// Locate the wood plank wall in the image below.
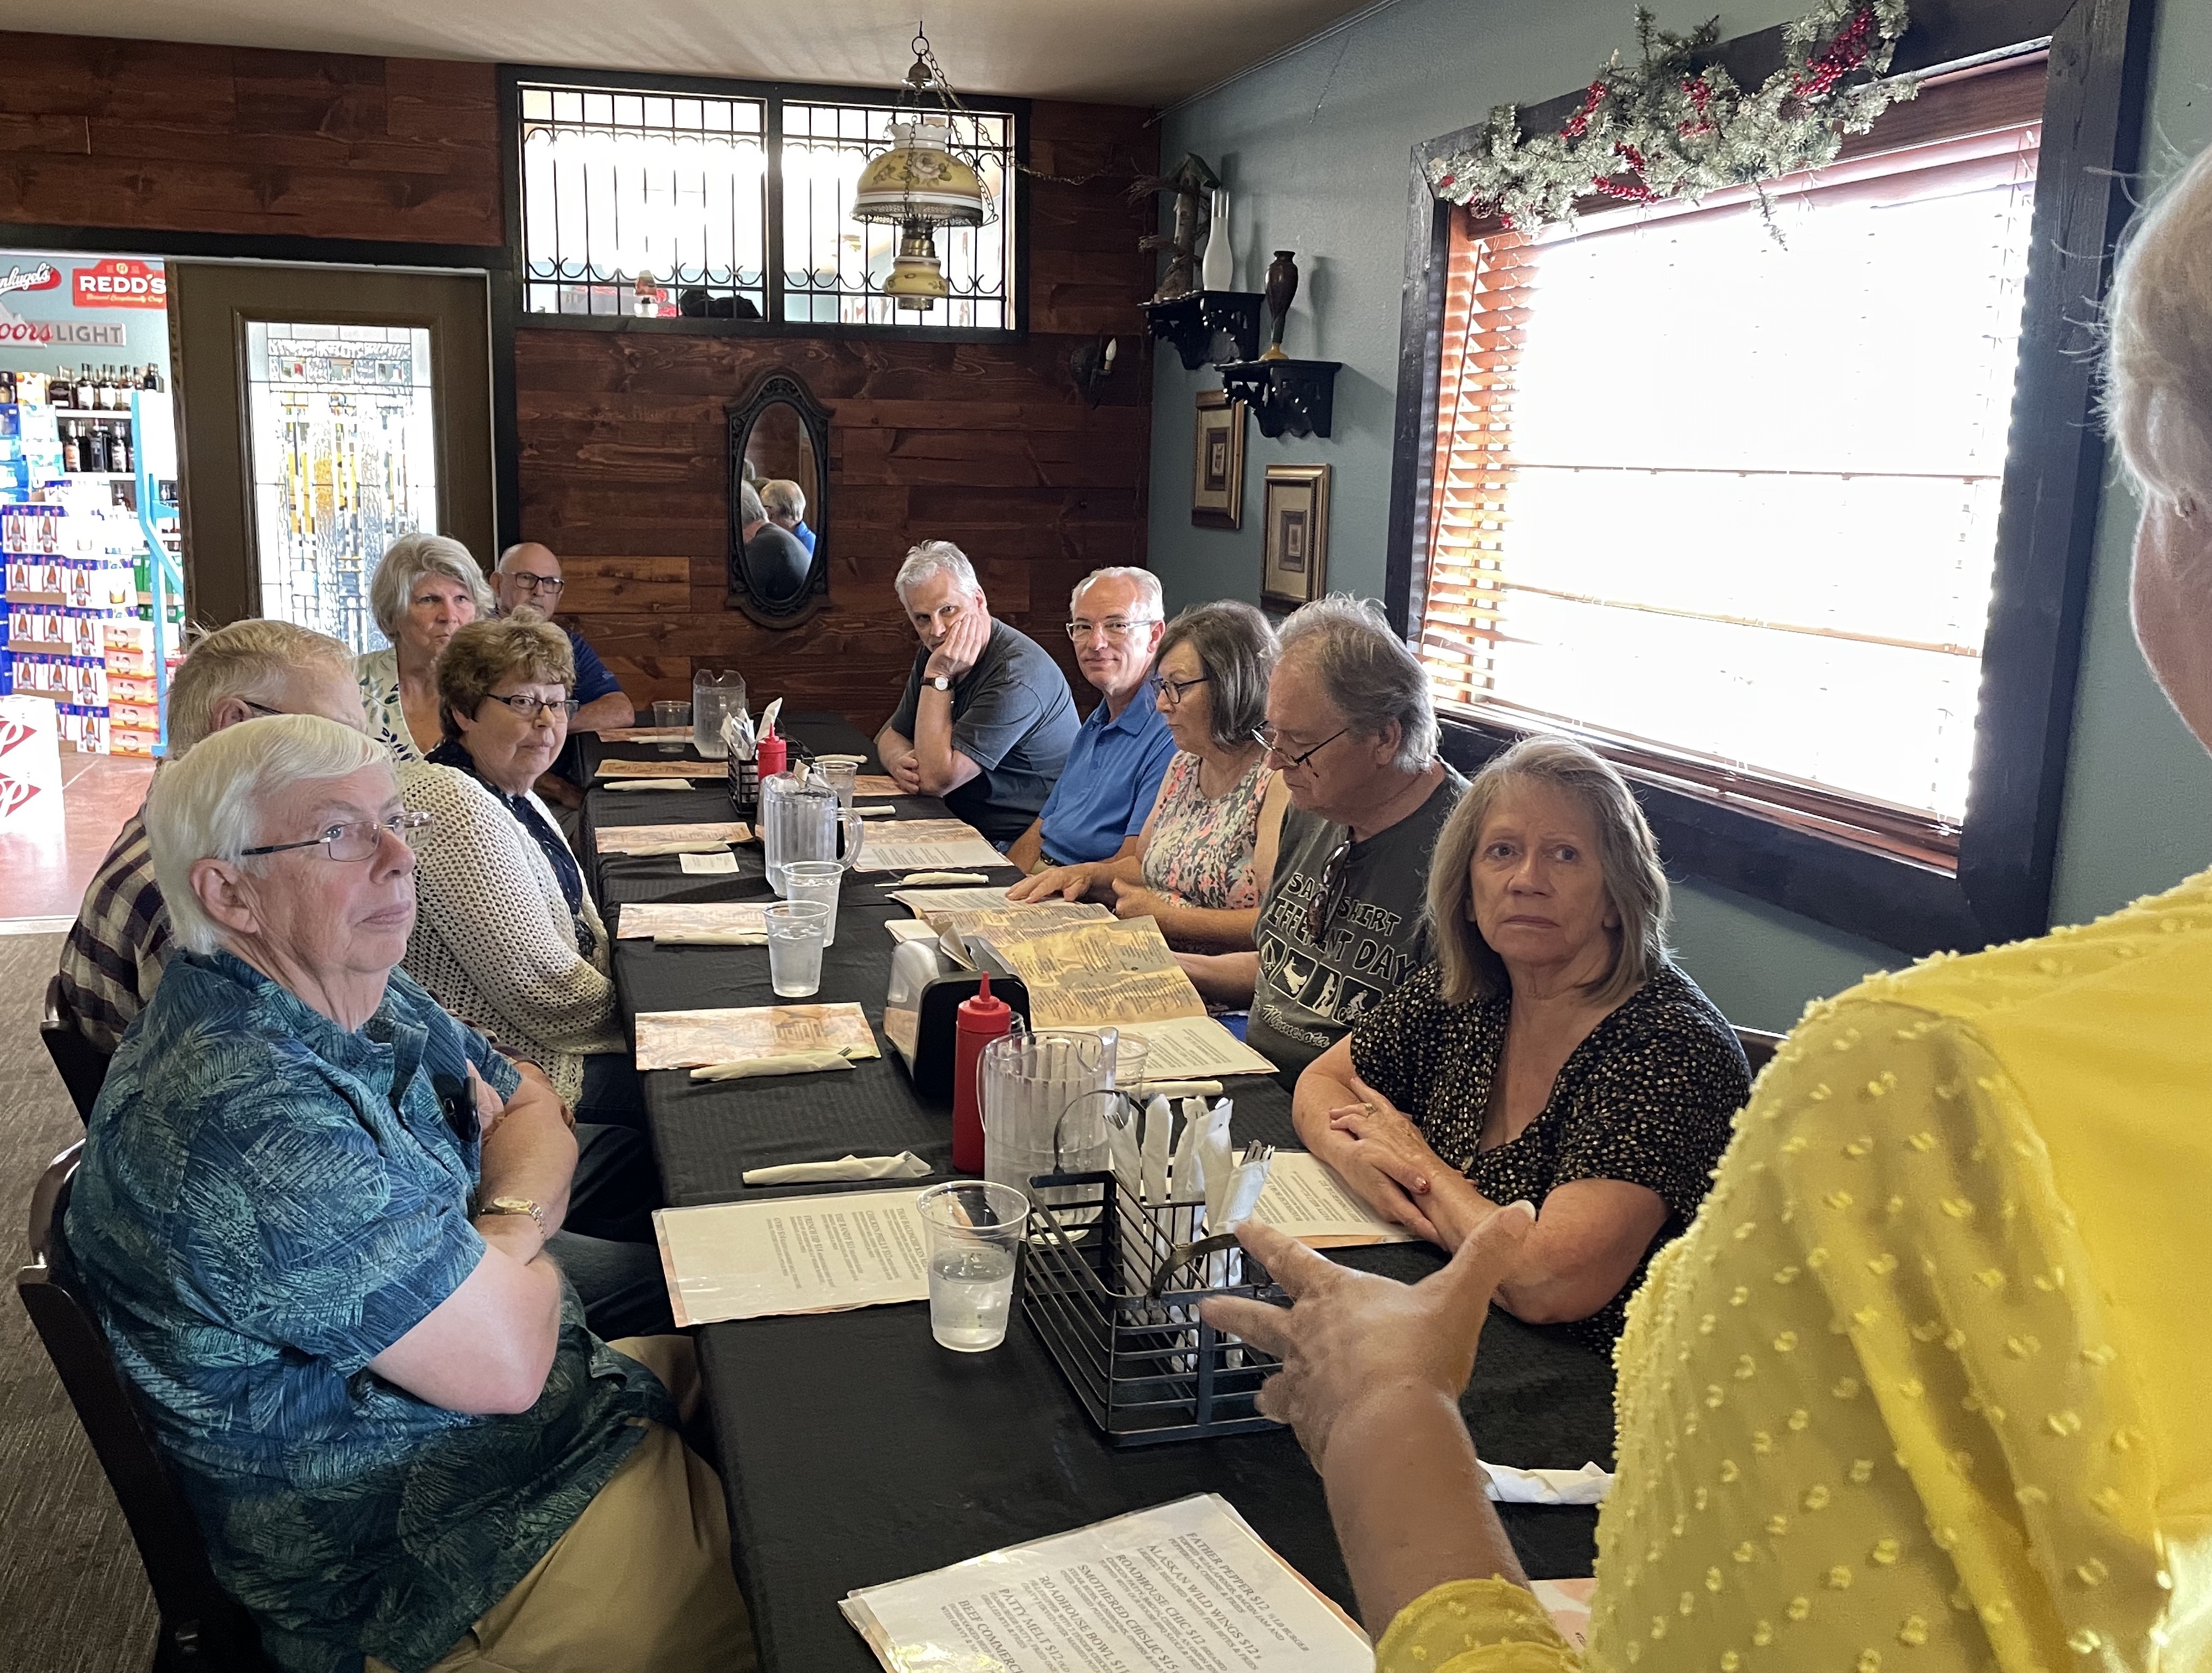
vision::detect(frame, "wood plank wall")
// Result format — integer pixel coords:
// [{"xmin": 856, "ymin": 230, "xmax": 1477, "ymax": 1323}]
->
[
  {"xmin": 0, "ymin": 32, "xmax": 503, "ymax": 245},
  {"xmin": 519, "ymin": 100, "xmax": 1158, "ymax": 730},
  {"xmin": 0, "ymin": 35, "xmax": 1159, "ymax": 732}
]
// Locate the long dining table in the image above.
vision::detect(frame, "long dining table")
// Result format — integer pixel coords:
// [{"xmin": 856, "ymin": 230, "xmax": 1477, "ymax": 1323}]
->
[{"xmin": 578, "ymin": 716, "xmax": 1618, "ymax": 1670}]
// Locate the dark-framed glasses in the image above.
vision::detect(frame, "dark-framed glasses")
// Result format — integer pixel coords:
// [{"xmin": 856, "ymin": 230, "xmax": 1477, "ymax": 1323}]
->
[
  {"xmin": 484, "ymin": 693, "xmax": 580, "ymax": 720},
  {"xmin": 1148, "ymin": 672, "xmax": 1210, "ymax": 707},
  {"xmin": 243, "ymin": 810, "xmax": 432, "ymax": 863},
  {"xmin": 1065, "ymin": 616, "xmax": 1159, "ymax": 644},
  {"xmin": 1304, "ymin": 837, "xmax": 1353, "ymax": 945},
  {"xmin": 510, "ymin": 572, "xmax": 565, "ymax": 595},
  {"xmin": 1251, "ymin": 725, "xmax": 1348, "ymax": 771}
]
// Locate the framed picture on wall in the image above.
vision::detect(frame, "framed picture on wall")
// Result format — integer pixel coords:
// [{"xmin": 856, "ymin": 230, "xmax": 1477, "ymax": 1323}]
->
[
  {"xmin": 1260, "ymin": 464, "xmax": 1330, "ymax": 609},
  {"xmin": 1191, "ymin": 388, "xmax": 1246, "ymax": 528}
]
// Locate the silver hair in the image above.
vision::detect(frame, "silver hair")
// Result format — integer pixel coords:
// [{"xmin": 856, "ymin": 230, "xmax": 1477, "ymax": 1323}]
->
[
  {"xmin": 368, "ymin": 532, "xmax": 492, "ymax": 640},
  {"xmin": 1069, "ymin": 566, "xmax": 1163, "ymax": 620},
  {"xmin": 895, "ymin": 540, "xmax": 981, "ymax": 602},
  {"xmin": 760, "ymin": 479, "xmax": 806, "ymax": 521},
  {"xmin": 147, "ymin": 714, "xmax": 386, "ymax": 957},
  {"xmin": 1277, "ymin": 594, "xmax": 1439, "ymax": 771},
  {"xmin": 739, "ymin": 481, "xmax": 767, "ymax": 526},
  {"xmin": 2107, "ymin": 141, "xmax": 2212, "ymax": 511},
  {"xmin": 165, "ymin": 618, "xmax": 355, "ymax": 758}
]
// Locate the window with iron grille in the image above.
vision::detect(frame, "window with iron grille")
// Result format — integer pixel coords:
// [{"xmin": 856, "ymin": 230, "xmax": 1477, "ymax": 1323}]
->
[
  {"xmin": 1415, "ymin": 60, "xmax": 2044, "ymax": 867},
  {"xmin": 515, "ymin": 77, "xmax": 1017, "ymax": 331}
]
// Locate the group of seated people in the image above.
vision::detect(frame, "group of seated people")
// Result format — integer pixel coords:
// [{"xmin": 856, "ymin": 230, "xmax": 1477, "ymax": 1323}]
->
[{"xmin": 41, "ymin": 141, "xmax": 2212, "ymax": 1673}]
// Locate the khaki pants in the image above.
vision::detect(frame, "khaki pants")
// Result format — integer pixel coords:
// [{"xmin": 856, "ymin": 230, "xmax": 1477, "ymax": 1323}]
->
[{"xmin": 370, "ymin": 1337, "xmax": 757, "ymax": 1673}]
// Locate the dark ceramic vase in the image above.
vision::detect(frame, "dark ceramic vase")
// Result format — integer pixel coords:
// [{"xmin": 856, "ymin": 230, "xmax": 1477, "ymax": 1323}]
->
[{"xmin": 1262, "ymin": 250, "xmax": 1299, "ymax": 358}]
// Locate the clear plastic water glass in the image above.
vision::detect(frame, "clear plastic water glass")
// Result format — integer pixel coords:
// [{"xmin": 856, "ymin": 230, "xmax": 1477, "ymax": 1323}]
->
[
  {"xmin": 916, "ymin": 1181, "xmax": 1028, "ymax": 1352},
  {"xmin": 1108, "ymin": 1033, "xmax": 1151, "ymax": 1092},
  {"xmin": 781, "ymin": 859, "xmax": 844, "ymax": 947},
  {"xmin": 818, "ymin": 760, "xmax": 859, "ymax": 809},
  {"xmin": 763, "ymin": 900, "xmax": 830, "ymax": 997},
  {"xmin": 651, "ymin": 699, "xmax": 690, "ymax": 752}
]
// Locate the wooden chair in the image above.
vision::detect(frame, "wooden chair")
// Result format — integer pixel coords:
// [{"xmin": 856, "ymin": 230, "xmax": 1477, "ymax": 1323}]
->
[
  {"xmin": 15, "ymin": 1144, "xmax": 274, "ymax": 1671},
  {"xmin": 40, "ymin": 975, "xmax": 111, "ymax": 1125},
  {"xmin": 1734, "ymin": 1025, "xmax": 1787, "ymax": 1080}
]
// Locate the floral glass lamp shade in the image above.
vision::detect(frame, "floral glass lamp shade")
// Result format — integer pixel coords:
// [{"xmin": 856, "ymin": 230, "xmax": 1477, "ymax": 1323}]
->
[{"xmin": 848, "ymin": 33, "xmax": 994, "ymax": 312}]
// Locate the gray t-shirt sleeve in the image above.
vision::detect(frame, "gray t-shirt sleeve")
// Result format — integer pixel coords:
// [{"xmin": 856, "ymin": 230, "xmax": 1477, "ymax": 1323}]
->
[{"xmin": 951, "ymin": 658, "xmax": 1053, "ymax": 771}]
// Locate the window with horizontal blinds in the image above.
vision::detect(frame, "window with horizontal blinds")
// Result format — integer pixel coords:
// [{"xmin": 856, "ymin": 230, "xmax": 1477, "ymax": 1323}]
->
[{"xmin": 1416, "ymin": 61, "xmax": 2045, "ymax": 861}]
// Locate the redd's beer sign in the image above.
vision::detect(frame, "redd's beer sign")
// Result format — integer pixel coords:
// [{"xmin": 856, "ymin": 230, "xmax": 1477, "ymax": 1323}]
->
[{"xmin": 72, "ymin": 258, "xmax": 167, "ymax": 308}]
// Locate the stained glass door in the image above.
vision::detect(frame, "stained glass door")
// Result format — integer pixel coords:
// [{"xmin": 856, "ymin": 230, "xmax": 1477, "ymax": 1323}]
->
[{"xmin": 244, "ymin": 323, "xmax": 438, "ymax": 653}]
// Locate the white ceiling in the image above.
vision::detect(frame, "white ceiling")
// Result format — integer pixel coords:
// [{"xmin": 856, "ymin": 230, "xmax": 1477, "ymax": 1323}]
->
[{"xmin": 0, "ymin": 0, "xmax": 1374, "ymax": 106}]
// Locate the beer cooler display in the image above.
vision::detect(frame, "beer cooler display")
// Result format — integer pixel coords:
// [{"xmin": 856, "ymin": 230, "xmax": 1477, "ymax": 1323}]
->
[
  {"xmin": 245, "ymin": 321, "xmax": 438, "ymax": 655},
  {"xmin": 0, "ymin": 250, "xmax": 183, "ymax": 755}
]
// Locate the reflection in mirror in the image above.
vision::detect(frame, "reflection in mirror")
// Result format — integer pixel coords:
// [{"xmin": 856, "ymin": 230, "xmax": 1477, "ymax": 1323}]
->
[{"xmin": 727, "ymin": 372, "xmax": 832, "ymax": 628}]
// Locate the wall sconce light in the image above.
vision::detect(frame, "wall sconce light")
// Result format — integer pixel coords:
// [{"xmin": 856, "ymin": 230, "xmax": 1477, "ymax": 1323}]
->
[{"xmin": 1071, "ymin": 335, "xmax": 1118, "ymax": 407}]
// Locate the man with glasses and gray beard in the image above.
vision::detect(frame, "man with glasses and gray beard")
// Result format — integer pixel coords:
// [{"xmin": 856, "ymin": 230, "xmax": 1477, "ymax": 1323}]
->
[{"xmin": 1179, "ymin": 596, "xmax": 1466, "ymax": 1075}]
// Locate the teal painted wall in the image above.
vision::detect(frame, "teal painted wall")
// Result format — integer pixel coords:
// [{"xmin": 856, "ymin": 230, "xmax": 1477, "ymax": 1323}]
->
[{"xmin": 1145, "ymin": 0, "xmax": 2212, "ymax": 1030}]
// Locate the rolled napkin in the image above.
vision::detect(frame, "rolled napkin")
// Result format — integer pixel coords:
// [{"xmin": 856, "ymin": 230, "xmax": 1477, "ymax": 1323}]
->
[
  {"xmin": 655, "ymin": 930, "xmax": 768, "ymax": 946},
  {"xmin": 1482, "ymin": 1462, "xmax": 1614, "ymax": 1505},
  {"xmin": 688, "ymin": 1048, "xmax": 859, "ymax": 1080},
  {"xmin": 604, "ymin": 780, "xmax": 693, "ymax": 793},
  {"xmin": 877, "ymin": 871, "xmax": 992, "ymax": 886},
  {"xmin": 1139, "ymin": 1093, "xmax": 1173, "ymax": 1205},
  {"xmin": 854, "ymin": 804, "xmax": 900, "ymax": 817},
  {"xmin": 1132, "ymin": 1079, "xmax": 1222, "ymax": 1100},
  {"xmin": 741, "ymin": 1151, "xmax": 932, "ymax": 1187}
]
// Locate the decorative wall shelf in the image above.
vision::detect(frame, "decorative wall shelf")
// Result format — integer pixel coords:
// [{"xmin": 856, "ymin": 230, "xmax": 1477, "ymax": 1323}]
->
[
  {"xmin": 1218, "ymin": 358, "xmax": 1342, "ymax": 440},
  {"xmin": 1139, "ymin": 290, "xmax": 1264, "ymax": 370}
]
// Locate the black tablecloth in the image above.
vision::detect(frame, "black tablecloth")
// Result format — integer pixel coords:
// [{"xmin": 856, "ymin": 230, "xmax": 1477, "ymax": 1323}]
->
[{"xmin": 579, "ymin": 720, "xmax": 1616, "ymax": 1670}]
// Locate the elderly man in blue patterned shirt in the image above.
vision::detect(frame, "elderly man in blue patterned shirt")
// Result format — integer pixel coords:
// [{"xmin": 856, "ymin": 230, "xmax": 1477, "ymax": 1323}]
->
[{"xmin": 62, "ymin": 715, "xmax": 752, "ymax": 1673}]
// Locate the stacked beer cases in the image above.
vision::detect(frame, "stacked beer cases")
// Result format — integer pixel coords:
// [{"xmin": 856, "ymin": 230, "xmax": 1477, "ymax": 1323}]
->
[{"xmin": 1, "ymin": 376, "xmax": 179, "ymax": 755}]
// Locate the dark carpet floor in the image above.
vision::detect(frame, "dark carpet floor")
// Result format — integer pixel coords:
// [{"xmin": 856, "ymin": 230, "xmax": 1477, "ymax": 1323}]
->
[{"xmin": 0, "ymin": 931, "xmax": 159, "ymax": 1670}]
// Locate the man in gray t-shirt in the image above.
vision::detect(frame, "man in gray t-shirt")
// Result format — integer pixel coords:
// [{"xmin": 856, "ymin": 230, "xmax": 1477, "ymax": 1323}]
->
[
  {"xmin": 1178, "ymin": 596, "xmax": 1466, "ymax": 1076},
  {"xmin": 875, "ymin": 541, "xmax": 1078, "ymax": 845}
]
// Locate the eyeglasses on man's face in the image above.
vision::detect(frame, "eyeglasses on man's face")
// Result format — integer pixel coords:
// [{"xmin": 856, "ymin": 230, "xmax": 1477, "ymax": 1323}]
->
[
  {"xmin": 509, "ymin": 571, "xmax": 565, "ymax": 595},
  {"xmin": 1148, "ymin": 672, "xmax": 1210, "ymax": 707},
  {"xmin": 483, "ymin": 693, "xmax": 579, "ymax": 721},
  {"xmin": 1065, "ymin": 617, "xmax": 1159, "ymax": 645},
  {"xmin": 243, "ymin": 810, "xmax": 432, "ymax": 864},
  {"xmin": 1252, "ymin": 725, "xmax": 1349, "ymax": 772}
]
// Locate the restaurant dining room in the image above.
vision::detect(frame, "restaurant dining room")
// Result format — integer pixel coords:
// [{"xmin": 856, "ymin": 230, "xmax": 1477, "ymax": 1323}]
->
[{"xmin": 2, "ymin": 0, "xmax": 2210, "ymax": 1667}]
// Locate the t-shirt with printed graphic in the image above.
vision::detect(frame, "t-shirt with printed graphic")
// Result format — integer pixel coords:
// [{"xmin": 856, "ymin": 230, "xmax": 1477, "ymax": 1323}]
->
[{"xmin": 1245, "ymin": 767, "xmax": 1467, "ymax": 1076}]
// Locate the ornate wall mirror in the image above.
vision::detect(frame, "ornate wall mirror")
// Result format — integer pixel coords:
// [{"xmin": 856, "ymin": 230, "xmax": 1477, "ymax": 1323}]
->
[{"xmin": 727, "ymin": 371, "xmax": 831, "ymax": 627}]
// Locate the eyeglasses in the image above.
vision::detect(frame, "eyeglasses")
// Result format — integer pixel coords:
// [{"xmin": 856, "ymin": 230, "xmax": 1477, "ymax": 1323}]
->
[
  {"xmin": 1148, "ymin": 672, "xmax": 1210, "ymax": 708},
  {"xmin": 483, "ymin": 693, "xmax": 580, "ymax": 720},
  {"xmin": 243, "ymin": 810, "xmax": 432, "ymax": 863},
  {"xmin": 508, "ymin": 572, "xmax": 565, "ymax": 594},
  {"xmin": 1065, "ymin": 617, "xmax": 1160, "ymax": 644},
  {"xmin": 1304, "ymin": 837, "xmax": 1353, "ymax": 945},
  {"xmin": 240, "ymin": 700, "xmax": 287, "ymax": 719},
  {"xmin": 1252, "ymin": 725, "xmax": 1349, "ymax": 771}
]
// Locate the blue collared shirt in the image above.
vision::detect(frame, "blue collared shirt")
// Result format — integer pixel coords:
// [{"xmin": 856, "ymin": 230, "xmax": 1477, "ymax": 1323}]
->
[
  {"xmin": 1037, "ymin": 692, "xmax": 1179, "ymax": 864},
  {"xmin": 64, "ymin": 952, "xmax": 672, "ymax": 1673}
]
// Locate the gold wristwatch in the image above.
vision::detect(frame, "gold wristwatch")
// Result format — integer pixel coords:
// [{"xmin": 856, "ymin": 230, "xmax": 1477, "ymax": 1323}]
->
[{"xmin": 478, "ymin": 1196, "xmax": 547, "ymax": 1238}]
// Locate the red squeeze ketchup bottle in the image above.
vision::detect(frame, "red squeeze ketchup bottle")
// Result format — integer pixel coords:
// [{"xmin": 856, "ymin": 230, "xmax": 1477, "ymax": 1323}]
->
[
  {"xmin": 754, "ymin": 719, "xmax": 787, "ymax": 781},
  {"xmin": 952, "ymin": 973, "xmax": 1012, "ymax": 1174}
]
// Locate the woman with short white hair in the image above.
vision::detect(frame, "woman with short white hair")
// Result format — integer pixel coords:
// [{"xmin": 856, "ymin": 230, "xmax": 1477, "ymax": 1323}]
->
[{"xmin": 357, "ymin": 532, "xmax": 495, "ymax": 762}]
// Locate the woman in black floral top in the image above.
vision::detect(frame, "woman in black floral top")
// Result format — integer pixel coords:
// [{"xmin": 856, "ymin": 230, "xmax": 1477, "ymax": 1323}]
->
[{"xmin": 1291, "ymin": 736, "xmax": 1748, "ymax": 1351}]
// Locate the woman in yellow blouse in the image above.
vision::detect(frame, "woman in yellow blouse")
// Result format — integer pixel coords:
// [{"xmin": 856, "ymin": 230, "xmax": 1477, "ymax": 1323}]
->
[{"xmin": 1203, "ymin": 141, "xmax": 2212, "ymax": 1673}]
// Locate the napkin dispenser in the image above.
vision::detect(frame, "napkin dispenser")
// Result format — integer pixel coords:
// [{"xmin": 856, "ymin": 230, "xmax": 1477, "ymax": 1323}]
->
[{"xmin": 883, "ymin": 938, "xmax": 1030, "ymax": 1103}]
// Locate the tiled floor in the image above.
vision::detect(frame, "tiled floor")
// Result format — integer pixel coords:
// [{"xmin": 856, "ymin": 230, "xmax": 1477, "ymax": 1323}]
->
[{"xmin": 0, "ymin": 748, "xmax": 154, "ymax": 932}]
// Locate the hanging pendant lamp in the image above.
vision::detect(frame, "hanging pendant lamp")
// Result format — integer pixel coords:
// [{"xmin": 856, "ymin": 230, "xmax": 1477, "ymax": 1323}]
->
[{"xmin": 849, "ymin": 28, "xmax": 994, "ymax": 312}]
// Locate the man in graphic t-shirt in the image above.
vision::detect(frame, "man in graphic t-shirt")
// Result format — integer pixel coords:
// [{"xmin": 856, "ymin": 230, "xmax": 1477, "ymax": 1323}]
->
[{"xmin": 1179, "ymin": 596, "xmax": 1465, "ymax": 1075}]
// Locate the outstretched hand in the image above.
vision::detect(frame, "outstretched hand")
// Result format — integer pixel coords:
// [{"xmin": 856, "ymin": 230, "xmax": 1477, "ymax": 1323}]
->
[
  {"xmin": 1007, "ymin": 864, "xmax": 1093, "ymax": 903},
  {"xmin": 1197, "ymin": 1203, "xmax": 1536, "ymax": 1470}
]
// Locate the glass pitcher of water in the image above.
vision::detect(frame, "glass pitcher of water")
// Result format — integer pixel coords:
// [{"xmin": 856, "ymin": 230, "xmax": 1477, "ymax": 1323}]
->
[
  {"xmin": 693, "ymin": 669, "xmax": 747, "ymax": 760},
  {"xmin": 760, "ymin": 768, "xmax": 865, "ymax": 895}
]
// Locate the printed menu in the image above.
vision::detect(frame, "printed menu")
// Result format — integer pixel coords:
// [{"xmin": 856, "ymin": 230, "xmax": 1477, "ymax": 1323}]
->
[
  {"xmin": 1248, "ymin": 1150, "xmax": 1419, "ymax": 1248},
  {"xmin": 937, "ymin": 900, "xmax": 1113, "ymax": 965},
  {"xmin": 634, "ymin": 1002, "xmax": 880, "ymax": 1071},
  {"xmin": 595, "ymin": 820, "xmax": 750, "ymax": 854},
  {"xmin": 851, "ymin": 818, "xmax": 1008, "ymax": 874},
  {"xmin": 653, "ymin": 1189, "xmax": 930, "ymax": 1326},
  {"xmin": 591, "ymin": 757, "xmax": 720, "ymax": 779},
  {"xmin": 842, "ymin": 1493, "xmax": 1371, "ymax": 1671},
  {"xmin": 614, "ymin": 902, "xmax": 770, "ymax": 941}
]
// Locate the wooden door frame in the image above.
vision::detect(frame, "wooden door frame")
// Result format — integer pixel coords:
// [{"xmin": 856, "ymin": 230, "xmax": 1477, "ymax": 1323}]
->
[{"xmin": 168, "ymin": 263, "xmax": 497, "ymax": 628}]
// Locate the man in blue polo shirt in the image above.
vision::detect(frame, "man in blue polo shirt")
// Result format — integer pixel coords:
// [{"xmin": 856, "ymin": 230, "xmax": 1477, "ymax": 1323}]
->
[
  {"xmin": 495, "ymin": 542, "xmax": 634, "ymax": 812},
  {"xmin": 1007, "ymin": 567, "xmax": 1178, "ymax": 873}
]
